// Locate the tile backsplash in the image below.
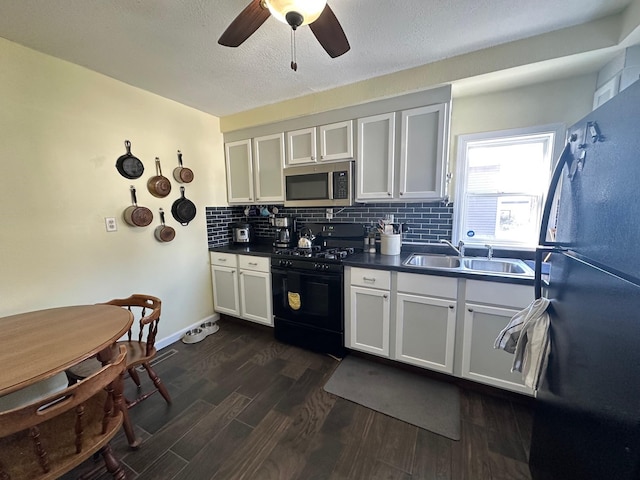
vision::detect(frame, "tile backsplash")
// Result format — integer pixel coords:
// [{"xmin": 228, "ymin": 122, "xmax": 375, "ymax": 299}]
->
[{"xmin": 206, "ymin": 202, "xmax": 453, "ymax": 248}]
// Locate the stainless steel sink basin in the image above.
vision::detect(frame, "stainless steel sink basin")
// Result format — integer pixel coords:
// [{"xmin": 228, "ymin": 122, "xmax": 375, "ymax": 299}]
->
[
  {"xmin": 462, "ymin": 258, "xmax": 533, "ymax": 275},
  {"xmin": 401, "ymin": 253, "xmax": 534, "ymax": 277},
  {"xmin": 403, "ymin": 254, "xmax": 461, "ymax": 269}
]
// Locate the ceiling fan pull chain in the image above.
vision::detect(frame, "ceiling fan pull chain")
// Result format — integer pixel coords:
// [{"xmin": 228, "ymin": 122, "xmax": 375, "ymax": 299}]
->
[{"xmin": 290, "ymin": 29, "xmax": 297, "ymax": 71}]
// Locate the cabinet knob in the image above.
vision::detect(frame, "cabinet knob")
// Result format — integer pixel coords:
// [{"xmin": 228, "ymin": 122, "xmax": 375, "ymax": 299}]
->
[
  {"xmin": 399, "ymin": 192, "xmax": 404, "ymax": 196},
  {"xmin": 387, "ymin": 192, "xmax": 392, "ymax": 196},
  {"xmin": 383, "ymin": 294, "xmax": 388, "ymax": 299},
  {"xmin": 468, "ymin": 308, "xmax": 473, "ymax": 312},
  {"xmin": 311, "ymin": 155, "xmax": 315, "ymax": 160},
  {"xmin": 449, "ymin": 305, "xmax": 454, "ymax": 309}
]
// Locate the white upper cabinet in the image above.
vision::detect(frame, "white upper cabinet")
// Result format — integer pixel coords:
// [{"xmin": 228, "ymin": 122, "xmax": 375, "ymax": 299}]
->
[
  {"xmin": 319, "ymin": 120, "xmax": 353, "ymax": 162},
  {"xmin": 225, "ymin": 134, "xmax": 284, "ymax": 205},
  {"xmin": 286, "ymin": 127, "xmax": 317, "ymax": 165},
  {"xmin": 253, "ymin": 133, "xmax": 285, "ymax": 203},
  {"xmin": 225, "ymin": 139, "xmax": 254, "ymax": 204},
  {"xmin": 399, "ymin": 103, "xmax": 448, "ymax": 200},
  {"xmin": 356, "ymin": 103, "xmax": 449, "ymax": 202},
  {"xmin": 356, "ymin": 113, "xmax": 396, "ymax": 201},
  {"xmin": 287, "ymin": 122, "xmax": 354, "ymax": 166}
]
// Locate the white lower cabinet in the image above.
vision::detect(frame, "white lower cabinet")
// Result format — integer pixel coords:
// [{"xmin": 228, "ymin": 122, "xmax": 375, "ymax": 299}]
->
[
  {"xmin": 395, "ymin": 273, "xmax": 457, "ymax": 374},
  {"xmin": 461, "ymin": 280, "xmax": 534, "ymax": 395},
  {"xmin": 396, "ymin": 293, "xmax": 456, "ymax": 373},
  {"xmin": 210, "ymin": 253, "xmax": 272, "ymax": 326},
  {"xmin": 238, "ymin": 255, "xmax": 273, "ymax": 326},
  {"xmin": 347, "ymin": 267, "xmax": 391, "ymax": 356},
  {"xmin": 210, "ymin": 252, "xmax": 240, "ymax": 316},
  {"xmin": 345, "ymin": 267, "xmax": 535, "ymax": 396}
]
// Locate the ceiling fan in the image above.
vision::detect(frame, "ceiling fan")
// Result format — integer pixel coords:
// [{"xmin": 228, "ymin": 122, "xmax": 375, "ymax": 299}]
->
[{"xmin": 218, "ymin": 0, "xmax": 350, "ymax": 69}]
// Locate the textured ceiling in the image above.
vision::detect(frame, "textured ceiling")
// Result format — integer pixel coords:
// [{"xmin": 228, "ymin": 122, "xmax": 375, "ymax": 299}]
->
[{"xmin": 0, "ymin": 0, "xmax": 633, "ymax": 117}]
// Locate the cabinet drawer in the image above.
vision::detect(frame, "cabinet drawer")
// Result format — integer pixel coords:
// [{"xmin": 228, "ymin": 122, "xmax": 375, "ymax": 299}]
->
[
  {"xmin": 210, "ymin": 252, "xmax": 237, "ymax": 267},
  {"xmin": 465, "ymin": 279, "xmax": 533, "ymax": 309},
  {"xmin": 397, "ymin": 272, "xmax": 457, "ymax": 299},
  {"xmin": 238, "ymin": 255, "xmax": 270, "ymax": 273},
  {"xmin": 350, "ymin": 268, "xmax": 391, "ymax": 290}
]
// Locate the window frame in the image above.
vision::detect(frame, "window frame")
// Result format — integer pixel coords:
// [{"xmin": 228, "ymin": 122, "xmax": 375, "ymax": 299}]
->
[{"xmin": 452, "ymin": 123, "xmax": 565, "ymax": 250}]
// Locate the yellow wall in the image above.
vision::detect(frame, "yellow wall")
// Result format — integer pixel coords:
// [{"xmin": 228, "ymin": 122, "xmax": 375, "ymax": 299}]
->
[{"xmin": 0, "ymin": 38, "xmax": 227, "ymax": 342}]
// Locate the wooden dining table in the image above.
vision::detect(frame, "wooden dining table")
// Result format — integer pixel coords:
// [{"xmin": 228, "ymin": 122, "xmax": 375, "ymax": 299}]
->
[{"xmin": 0, "ymin": 304, "xmax": 141, "ymax": 447}]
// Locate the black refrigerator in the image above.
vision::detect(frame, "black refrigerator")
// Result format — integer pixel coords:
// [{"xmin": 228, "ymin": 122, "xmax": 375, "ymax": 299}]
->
[{"xmin": 529, "ymin": 79, "xmax": 640, "ymax": 479}]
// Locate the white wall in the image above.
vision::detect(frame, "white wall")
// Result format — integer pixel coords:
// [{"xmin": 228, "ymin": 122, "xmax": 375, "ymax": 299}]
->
[
  {"xmin": 0, "ymin": 38, "xmax": 227, "ymax": 343},
  {"xmin": 448, "ymin": 73, "xmax": 597, "ymax": 196}
]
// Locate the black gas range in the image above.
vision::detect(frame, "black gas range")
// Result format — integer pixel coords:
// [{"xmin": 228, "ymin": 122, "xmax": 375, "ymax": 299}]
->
[{"xmin": 270, "ymin": 223, "xmax": 365, "ymax": 357}]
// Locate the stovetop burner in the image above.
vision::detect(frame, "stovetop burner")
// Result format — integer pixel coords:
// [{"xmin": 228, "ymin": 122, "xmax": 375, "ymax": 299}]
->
[{"xmin": 273, "ymin": 246, "xmax": 356, "ymax": 260}]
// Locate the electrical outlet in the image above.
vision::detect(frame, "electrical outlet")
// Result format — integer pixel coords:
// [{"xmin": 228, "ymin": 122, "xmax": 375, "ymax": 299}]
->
[
  {"xmin": 326, "ymin": 208, "xmax": 333, "ymax": 220},
  {"xmin": 105, "ymin": 217, "xmax": 117, "ymax": 232}
]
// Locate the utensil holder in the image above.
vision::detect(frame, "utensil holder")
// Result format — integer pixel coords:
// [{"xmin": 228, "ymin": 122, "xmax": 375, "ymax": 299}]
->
[{"xmin": 381, "ymin": 233, "xmax": 402, "ymax": 255}]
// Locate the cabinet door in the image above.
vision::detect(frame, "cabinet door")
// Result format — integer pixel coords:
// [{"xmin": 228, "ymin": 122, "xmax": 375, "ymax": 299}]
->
[
  {"xmin": 398, "ymin": 103, "xmax": 447, "ymax": 200},
  {"xmin": 286, "ymin": 127, "xmax": 317, "ymax": 165},
  {"xmin": 349, "ymin": 285, "xmax": 390, "ymax": 357},
  {"xmin": 211, "ymin": 265, "xmax": 239, "ymax": 316},
  {"xmin": 239, "ymin": 269, "xmax": 273, "ymax": 326},
  {"xmin": 356, "ymin": 113, "xmax": 396, "ymax": 201},
  {"xmin": 319, "ymin": 120, "xmax": 353, "ymax": 162},
  {"xmin": 395, "ymin": 293, "xmax": 456, "ymax": 373},
  {"xmin": 462, "ymin": 303, "xmax": 533, "ymax": 395},
  {"xmin": 253, "ymin": 133, "xmax": 285, "ymax": 203},
  {"xmin": 225, "ymin": 139, "xmax": 254, "ymax": 204}
]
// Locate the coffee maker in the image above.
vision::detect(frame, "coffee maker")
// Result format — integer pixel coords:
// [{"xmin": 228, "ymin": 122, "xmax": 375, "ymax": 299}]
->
[{"xmin": 272, "ymin": 217, "xmax": 296, "ymax": 248}]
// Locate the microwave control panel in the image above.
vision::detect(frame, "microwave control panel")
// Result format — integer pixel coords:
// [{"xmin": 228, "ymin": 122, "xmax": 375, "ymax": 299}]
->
[{"xmin": 333, "ymin": 171, "xmax": 349, "ymax": 199}]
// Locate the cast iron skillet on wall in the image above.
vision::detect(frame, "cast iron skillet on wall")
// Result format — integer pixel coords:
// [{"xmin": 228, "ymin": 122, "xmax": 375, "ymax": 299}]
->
[
  {"xmin": 116, "ymin": 140, "xmax": 144, "ymax": 179},
  {"xmin": 171, "ymin": 186, "xmax": 196, "ymax": 225}
]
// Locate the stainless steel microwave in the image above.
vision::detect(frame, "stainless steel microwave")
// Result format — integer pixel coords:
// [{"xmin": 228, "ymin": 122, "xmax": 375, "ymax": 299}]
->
[{"xmin": 284, "ymin": 161, "xmax": 353, "ymax": 207}]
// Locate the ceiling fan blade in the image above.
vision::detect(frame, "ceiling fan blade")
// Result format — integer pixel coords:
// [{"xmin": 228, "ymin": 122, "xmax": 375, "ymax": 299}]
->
[
  {"xmin": 218, "ymin": 0, "xmax": 271, "ymax": 47},
  {"xmin": 309, "ymin": 4, "xmax": 350, "ymax": 58}
]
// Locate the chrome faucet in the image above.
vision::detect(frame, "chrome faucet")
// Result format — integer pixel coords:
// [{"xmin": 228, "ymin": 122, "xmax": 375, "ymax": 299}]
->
[
  {"xmin": 440, "ymin": 239, "xmax": 465, "ymax": 257},
  {"xmin": 485, "ymin": 244, "xmax": 494, "ymax": 260}
]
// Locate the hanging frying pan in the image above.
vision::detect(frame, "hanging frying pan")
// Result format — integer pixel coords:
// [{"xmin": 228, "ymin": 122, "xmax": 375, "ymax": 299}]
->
[
  {"xmin": 173, "ymin": 150, "xmax": 194, "ymax": 184},
  {"xmin": 116, "ymin": 140, "xmax": 144, "ymax": 179},
  {"xmin": 123, "ymin": 185, "xmax": 153, "ymax": 227},
  {"xmin": 147, "ymin": 157, "xmax": 172, "ymax": 198},
  {"xmin": 171, "ymin": 186, "xmax": 197, "ymax": 226},
  {"xmin": 154, "ymin": 208, "xmax": 176, "ymax": 242}
]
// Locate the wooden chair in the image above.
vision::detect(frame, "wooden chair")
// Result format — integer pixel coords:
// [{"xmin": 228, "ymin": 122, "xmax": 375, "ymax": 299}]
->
[
  {"xmin": 0, "ymin": 346, "xmax": 128, "ymax": 480},
  {"xmin": 67, "ymin": 294, "xmax": 172, "ymax": 409}
]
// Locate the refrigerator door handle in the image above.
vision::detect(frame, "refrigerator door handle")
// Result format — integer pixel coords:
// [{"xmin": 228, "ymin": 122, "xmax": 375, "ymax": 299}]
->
[
  {"xmin": 538, "ymin": 140, "xmax": 575, "ymax": 246},
  {"xmin": 535, "ymin": 247, "xmax": 563, "ymax": 299}
]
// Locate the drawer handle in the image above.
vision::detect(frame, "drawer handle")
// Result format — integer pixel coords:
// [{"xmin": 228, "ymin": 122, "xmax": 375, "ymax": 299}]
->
[
  {"xmin": 248, "ymin": 262, "xmax": 258, "ymax": 266},
  {"xmin": 363, "ymin": 277, "xmax": 376, "ymax": 282},
  {"xmin": 217, "ymin": 258, "xmax": 227, "ymax": 262}
]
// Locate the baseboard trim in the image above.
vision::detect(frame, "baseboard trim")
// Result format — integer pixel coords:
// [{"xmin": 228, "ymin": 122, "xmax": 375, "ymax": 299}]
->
[{"xmin": 157, "ymin": 313, "xmax": 220, "ymax": 350}]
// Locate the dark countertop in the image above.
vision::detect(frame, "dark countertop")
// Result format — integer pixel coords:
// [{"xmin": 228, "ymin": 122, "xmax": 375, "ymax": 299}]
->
[
  {"xmin": 209, "ymin": 244, "xmax": 274, "ymax": 257},
  {"xmin": 209, "ymin": 244, "xmax": 535, "ymax": 286},
  {"xmin": 343, "ymin": 252, "xmax": 534, "ymax": 286}
]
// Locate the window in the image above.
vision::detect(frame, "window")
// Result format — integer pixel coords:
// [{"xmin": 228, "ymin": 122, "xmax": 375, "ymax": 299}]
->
[{"xmin": 453, "ymin": 124, "xmax": 563, "ymax": 249}]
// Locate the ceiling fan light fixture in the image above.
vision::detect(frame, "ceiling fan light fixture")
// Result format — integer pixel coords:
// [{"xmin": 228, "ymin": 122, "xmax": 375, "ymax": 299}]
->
[{"xmin": 265, "ymin": 0, "xmax": 327, "ymax": 27}]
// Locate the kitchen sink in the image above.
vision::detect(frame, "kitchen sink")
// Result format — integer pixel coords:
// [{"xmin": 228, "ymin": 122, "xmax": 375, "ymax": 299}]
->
[
  {"xmin": 402, "ymin": 254, "xmax": 461, "ymax": 269},
  {"xmin": 462, "ymin": 258, "xmax": 533, "ymax": 275},
  {"xmin": 402, "ymin": 253, "xmax": 534, "ymax": 277}
]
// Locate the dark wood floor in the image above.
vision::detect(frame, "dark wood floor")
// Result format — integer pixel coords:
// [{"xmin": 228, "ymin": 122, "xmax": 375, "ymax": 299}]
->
[{"xmin": 63, "ymin": 317, "xmax": 534, "ymax": 480}]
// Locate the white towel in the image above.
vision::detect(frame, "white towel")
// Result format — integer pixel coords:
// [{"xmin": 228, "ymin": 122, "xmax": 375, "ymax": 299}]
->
[{"xmin": 494, "ymin": 298, "xmax": 551, "ymax": 391}]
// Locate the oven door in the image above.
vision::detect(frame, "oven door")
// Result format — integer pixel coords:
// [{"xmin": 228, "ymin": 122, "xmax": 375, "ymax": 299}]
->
[{"xmin": 271, "ymin": 267, "xmax": 343, "ymax": 333}]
